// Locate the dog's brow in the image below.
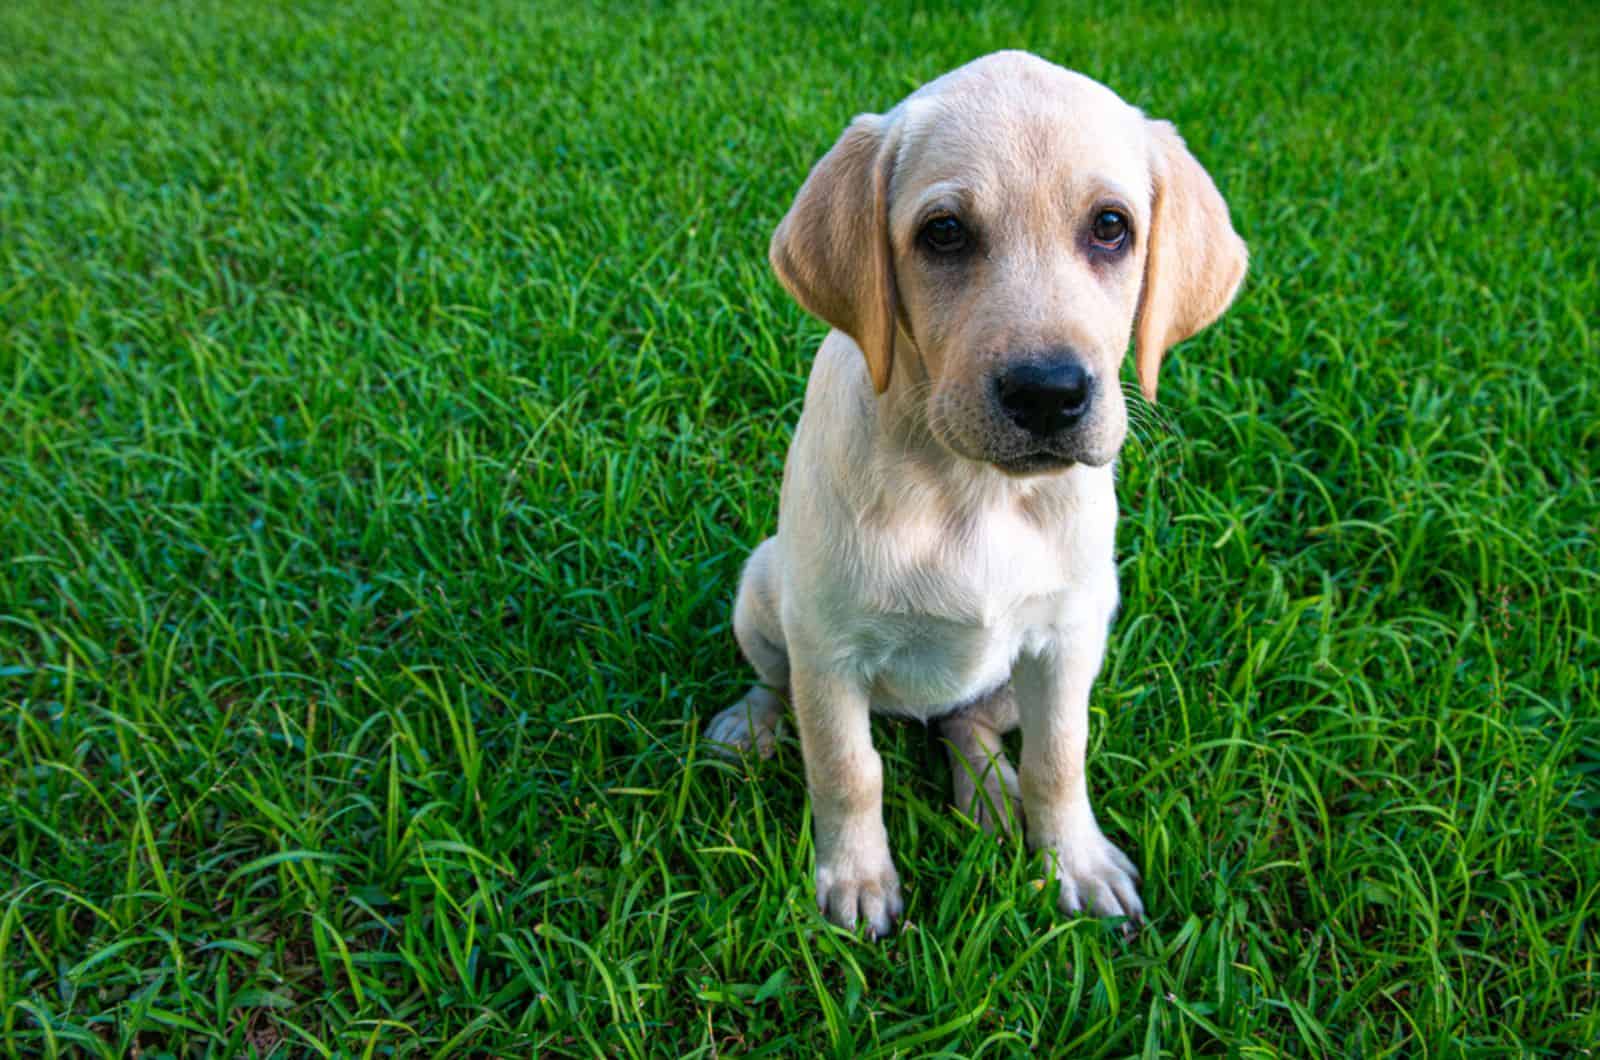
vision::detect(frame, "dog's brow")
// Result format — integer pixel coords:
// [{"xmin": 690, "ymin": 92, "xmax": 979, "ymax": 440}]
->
[
  {"xmin": 906, "ymin": 181, "xmax": 974, "ymax": 223},
  {"xmin": 1082, "ymin": 179, "xmax": 1141, "ymax": 214}
]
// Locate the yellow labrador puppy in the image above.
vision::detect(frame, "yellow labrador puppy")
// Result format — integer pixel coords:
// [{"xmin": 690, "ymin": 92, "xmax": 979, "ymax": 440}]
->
[{"xmin": 707, "ymin": 51, "xmax": 1247, "ymax": 936}]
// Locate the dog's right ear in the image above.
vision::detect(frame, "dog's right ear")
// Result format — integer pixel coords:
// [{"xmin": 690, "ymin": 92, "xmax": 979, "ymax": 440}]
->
[{"xmin": 769, "ymin": 113, "xmax": 902, "ymax": 394}]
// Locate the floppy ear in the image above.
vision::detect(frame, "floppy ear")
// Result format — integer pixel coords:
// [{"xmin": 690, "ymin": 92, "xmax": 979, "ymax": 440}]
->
[
  {"xmin": 1135, "ymin": 121, "xmax": 1249, "ymax": 401},
  {"xmin": 769, "ymin": 113, "xmax": 902, "ymax": 393}
]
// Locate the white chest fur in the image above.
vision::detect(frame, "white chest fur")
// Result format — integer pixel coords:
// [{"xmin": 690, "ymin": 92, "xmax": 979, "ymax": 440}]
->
[{"xmin": 783, "ymin": 462, "xmax": 1120, "ymax": 720}]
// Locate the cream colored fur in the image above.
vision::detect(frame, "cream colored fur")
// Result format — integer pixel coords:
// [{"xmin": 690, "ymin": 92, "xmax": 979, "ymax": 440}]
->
[{"xmin": 705, "ymin": 51, "xmax": 1247, "ymax": 937}]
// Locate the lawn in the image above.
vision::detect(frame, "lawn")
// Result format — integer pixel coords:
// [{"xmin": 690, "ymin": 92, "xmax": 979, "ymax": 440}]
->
[{"xmin": 2, "ymin": 0, "xmax": 1597, "ymax": 1055}]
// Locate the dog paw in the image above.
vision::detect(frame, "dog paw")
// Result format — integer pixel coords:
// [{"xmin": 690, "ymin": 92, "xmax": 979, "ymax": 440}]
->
[
  {"xmin": 940, "ymin": 708, "xmax": 1022, "ymax": 837},
  {"xmin": 704, "ymin": 688, "xmax": 785, "ymax": 759},
  {"xmin": 1045, "ymin": 829, "xmax": 1143, "ymax": 935},
  {"xmin": 951, "ymin": 754, "xmax": 1021, "ymax": 836},
  {"xmin": 816, "ymin": 846, "xmax": 903, "ymax": 939}
]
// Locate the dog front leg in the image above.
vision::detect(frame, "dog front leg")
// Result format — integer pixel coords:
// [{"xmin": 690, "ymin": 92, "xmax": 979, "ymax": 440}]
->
[
  {"xmin": 1014, "ymin": 630, "xmax": 1143, "ymax": 931},
  {"xmin": 791, "ymin": 662, "xmax": 902, "ymax": 938}
]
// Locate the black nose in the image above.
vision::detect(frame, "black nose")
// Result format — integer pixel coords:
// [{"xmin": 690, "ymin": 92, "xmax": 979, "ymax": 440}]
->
[{"xmin": 995, "ymin": 360, "xmax": 1094, "ymax": 437}]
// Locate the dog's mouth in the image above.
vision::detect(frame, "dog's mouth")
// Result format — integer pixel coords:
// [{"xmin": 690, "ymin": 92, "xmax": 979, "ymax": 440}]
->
[
  {"xmin": 991, "ymin": 451, "xmax": 1076, "ymax": 476},
  {"xmin": 924, "ymin": 392, "xmax": 1121, "ymax": 475}
]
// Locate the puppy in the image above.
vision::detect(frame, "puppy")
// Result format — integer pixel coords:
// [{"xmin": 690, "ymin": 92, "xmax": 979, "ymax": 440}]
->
[{"xmin": 707, "ymin": 51, "xmax": 1247, "ymax": 936}]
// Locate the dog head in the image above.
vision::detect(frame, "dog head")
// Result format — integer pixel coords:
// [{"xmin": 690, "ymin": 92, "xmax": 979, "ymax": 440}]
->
[{"xmin": 770, "ymin": 51, "xmax": 1248, "ymax": 473}]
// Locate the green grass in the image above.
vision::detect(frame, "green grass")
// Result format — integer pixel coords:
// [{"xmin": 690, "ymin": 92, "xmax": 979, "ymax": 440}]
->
[{"xmin": 2, "ymin": 0, "xmax": 1596, "ymax": 1054}]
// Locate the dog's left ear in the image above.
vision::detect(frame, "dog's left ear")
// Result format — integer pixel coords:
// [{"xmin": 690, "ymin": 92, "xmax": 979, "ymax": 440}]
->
[{"xmin": 1135, "ymin": 121, "xmax": 1249, "ymax": 401}]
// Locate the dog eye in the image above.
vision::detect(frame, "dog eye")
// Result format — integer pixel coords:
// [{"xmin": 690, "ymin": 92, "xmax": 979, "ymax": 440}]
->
[
  {"xmin": 1090, "ymin": 209, "xmax": 1129, "ymax": 250},
  {"xmin": 920, "ymin": 215, "xmax": 969, "ymax": 255}
]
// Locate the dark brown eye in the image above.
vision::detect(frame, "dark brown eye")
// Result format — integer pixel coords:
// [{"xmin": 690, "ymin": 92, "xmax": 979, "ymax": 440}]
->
[
  {"xmin": 920, "ymin": 215, "xmax": 969, "ymax": 255},
  {"xmin": 1090, "ymin": 209, "xmax": 1129, "ymax": 250}
]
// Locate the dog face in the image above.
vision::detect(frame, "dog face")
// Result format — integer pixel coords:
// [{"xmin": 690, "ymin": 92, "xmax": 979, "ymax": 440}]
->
[{"xmin": 771, "ymin": 52, "xmax": 1248, "ymax": 474}]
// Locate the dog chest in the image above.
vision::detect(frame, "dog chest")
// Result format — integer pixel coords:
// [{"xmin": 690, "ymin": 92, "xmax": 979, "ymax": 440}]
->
[
  {"xmin": 779, "ymin": 432, "xmax": 1120, "ymax": 718},
  {"xmin": 861, "ymin": 592, "xmax": 1066, "ymax": 718},
  {"xmin": 844, "ymin": 509, "xmax": 1101, "ymax": 717}
]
